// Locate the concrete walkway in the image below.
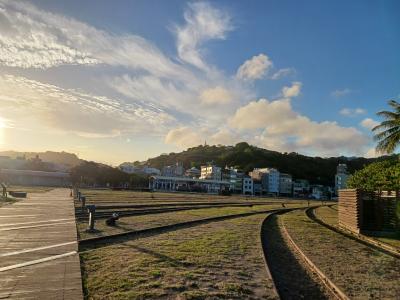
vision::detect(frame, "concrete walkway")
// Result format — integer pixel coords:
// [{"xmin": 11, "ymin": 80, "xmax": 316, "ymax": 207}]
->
[{"xmin": 0, "ymin": 189, "xmax": 83, "ymax": 299}]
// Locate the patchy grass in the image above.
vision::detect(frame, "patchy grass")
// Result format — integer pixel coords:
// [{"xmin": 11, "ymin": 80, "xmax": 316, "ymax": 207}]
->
[
  {"xmin": 78, "ymin": 189, "xmax": 307, "ymax": 206},
  {"xmin": 315, "ymin": 205, "xmax": 400, "ymax": 249},
  {"xmin": 0, "ymin": 195, "xmax": 18, "ymax": 207},
  {"xmin": 80, "ymin": 214, "xmax": 278, "ymax": 299},
  {"xmin": 282, "ymin": 210, "xmax": 400, "ymax": 299},
  {"xmin": 77, "ymin": 203, "xmax": 307, "ymax": 239}
]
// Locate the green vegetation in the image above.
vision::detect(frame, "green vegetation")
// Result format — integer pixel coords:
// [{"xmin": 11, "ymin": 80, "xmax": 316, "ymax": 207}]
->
[
  {"xmin": 81, "ymin": 214, "xmax": 278, "ymax": 299},
  {"xmin": 347, "ymin": 159, "xmax": 400, "ymax": 191},
  {"xmin": 373, "ymin": 99, "xmax": 400, "ymax": 154},
  {"xmin": 144, "ymin": 142, "xmax": 395, "ymax": 186}
]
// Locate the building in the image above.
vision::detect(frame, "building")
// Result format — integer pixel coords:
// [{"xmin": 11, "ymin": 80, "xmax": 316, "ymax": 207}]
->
[
  {"xmin": 293, "ymin": 179, "xmax": 310, "ymax": 197},
  {"xmin": 249, "ymin": 168, "xmax": 280, "ymax": 195},
  {"xmin": 223, "ymin": 167, "xmax": 244, "ymax": 194},
  {"xmin": 185, "ymin": 167, "xmax": 201, "ymax": 178},
  {"xmin": 161, "ymin": 162, "xmax": 184, "ymax": 177},
  {"xmin": 279, "ymin": 173, "xmax": 293, "ymax": 196},
  {"xmin": 253, "ymin": 180, "xmax": 262, "ymax": 196},
  {"xmin": 120, "ymin": 163, "xmax": 160, "ymax": 175},
  {"xmin": 335, "ymin": 163, "xmax": 349, "ymax": 194},
  {"xmin": 200, "ymin": 164, "xmax": 221, "ymax": 181},
  {"xmin": 149, "ymin": 176, "xmax": 230, "ymax": 194},
  {"xmin": 0, "ymin": 169, "xmax": 70, "ymax": 186},
  {"xmin": 242, "ymin": 176, "xmax": 253, "ymax": 195}
]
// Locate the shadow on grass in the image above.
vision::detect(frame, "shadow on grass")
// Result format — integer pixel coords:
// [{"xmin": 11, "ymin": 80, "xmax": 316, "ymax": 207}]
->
[{"xmin": 261, "ymin": 214, "xmax": 330, "ymax": 300}]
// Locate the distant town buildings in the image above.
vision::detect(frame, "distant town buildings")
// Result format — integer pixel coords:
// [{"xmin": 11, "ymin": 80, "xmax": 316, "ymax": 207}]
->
[
  {"xmin": 185, "ymin": 167, "xmax": 201, "ymax": 178},
  {"xmin": 279, "ymin": 173, "xmax": 293, "ymax": 196},
  {"xmin": 335, "ymin": 163, "xmax": 349, "ymax": 194},
  {"xmin": 146, "ymin": 161, "xmax": 341, "ymax": 198},
  {"xmin": 149, "ymin": 176, "xmax": 230, "ymax": 194},
  {"xmin": 120, "ymin": 163, "xmax": 161, "ymax": 175},
  {"xmin": 200, "ymin": 164, "xmax": 222, "ymax": 181}
]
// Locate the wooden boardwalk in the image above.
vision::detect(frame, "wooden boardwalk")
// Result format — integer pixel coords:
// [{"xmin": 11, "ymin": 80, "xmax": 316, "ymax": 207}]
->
[{"xmin": 0, "ymin": 189, "xmax": 83, "ymax": 299}]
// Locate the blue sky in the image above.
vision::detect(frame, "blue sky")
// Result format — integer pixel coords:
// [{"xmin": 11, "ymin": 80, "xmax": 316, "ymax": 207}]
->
[{"xmin": 0, "ymin": 0, "xmax": 399, "ymax": 164}]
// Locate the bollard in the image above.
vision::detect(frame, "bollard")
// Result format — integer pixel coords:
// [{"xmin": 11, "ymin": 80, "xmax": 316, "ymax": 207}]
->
[
  {"xmin": 81, "ymin": 196, "xmax": 86, "ymax": 213},
  {"xmin": 86, "ymin": 205, "xmax": 96, "ymax": 232}
]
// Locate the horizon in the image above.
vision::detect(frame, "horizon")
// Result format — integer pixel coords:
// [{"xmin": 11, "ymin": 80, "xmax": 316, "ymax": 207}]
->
[{"xmin": 0, "ymin": 1, "xmax": 399, "ymax": 165}]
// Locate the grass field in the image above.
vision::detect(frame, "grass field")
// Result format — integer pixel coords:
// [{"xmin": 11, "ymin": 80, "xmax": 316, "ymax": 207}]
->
[
  {"xmin": 77, "ymin": 203, "xmax": 308, "ymax": 240},
  {"xmin": 81, "ymin": 214, "xmax": 278, "ymax": 300},
  {"xmin": 78, "ymin": 189, "xmax": 307, "ymax": 206},
  {"xmin": 7, "ymin": 185, "xmax": 54, "ymax": 194},
  {"xmin": 282, "ymin": 209, "xmax": 400, "ymax": 299}
]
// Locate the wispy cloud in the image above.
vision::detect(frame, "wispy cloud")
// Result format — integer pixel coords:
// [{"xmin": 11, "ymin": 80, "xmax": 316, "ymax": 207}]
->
[
  {"xmin": 270, "ymin": 68, "xmax": 295, "ymax": 80},
  {"xmin": 340, "ymin": 107, "xmax": 366, "ymax": 116},
  {"xmin": 282, "ymin": 82, "xmax": 302, "ymax": 98},
  {"xmin": 331, "ymin": 88, "xmax": 352, "ymax": 97},
  {"xmin": 174, "ymin": 2, "xmax": 233, "ymax": 71},
  {"xmin": 236, "ymin": 54, "xmax": 272, "ymax": 81}
]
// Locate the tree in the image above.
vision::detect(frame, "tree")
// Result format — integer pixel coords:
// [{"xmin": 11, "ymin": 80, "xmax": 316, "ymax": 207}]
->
[
  {"xmin": 373, "ymin": 100, "xmax": 400, "ymax": 154},
  {"xmin": 347, "ymin": 159, "xmax": 400, "ymax": 191}
]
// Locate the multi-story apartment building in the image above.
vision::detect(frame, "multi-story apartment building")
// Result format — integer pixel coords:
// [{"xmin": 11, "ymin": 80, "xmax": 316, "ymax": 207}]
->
[
  {"xmin": 293, "ymin": 179, "xmax": 310, "ymax": 197},
  {"xmin": 249, "ymin": 168, "xmax": 280, "ymax": 195},
  {"xmin": 279, "ymin": 173, "xmax": 293, "ymax": 196},
  {"xmin": 200, "ymin": 164, "xmax": 222, "ymax": 181},
  {"xmin": 335, "ymin": 163, "xmax": 348, "ymax": 194},
  {"xmin": 242, "ymin": 176, "xmax": 253, "ymax": 195}
]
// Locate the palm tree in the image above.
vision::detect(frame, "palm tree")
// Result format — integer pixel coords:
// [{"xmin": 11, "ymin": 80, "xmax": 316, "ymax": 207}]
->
[{"xmin": 372, "ymin": 100, "xmax": 400, "ymax": 154}]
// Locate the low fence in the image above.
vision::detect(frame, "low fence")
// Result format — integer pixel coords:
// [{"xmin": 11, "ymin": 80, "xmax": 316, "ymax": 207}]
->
[{"xmin": 339, "ymin": 189, "xmax": 399, "ymax": 233}]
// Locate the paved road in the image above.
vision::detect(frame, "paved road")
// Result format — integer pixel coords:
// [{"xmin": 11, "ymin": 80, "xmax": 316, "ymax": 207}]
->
[{"xmin": 0, "ymin": 189, "xmax": 83, "ymax": 299}]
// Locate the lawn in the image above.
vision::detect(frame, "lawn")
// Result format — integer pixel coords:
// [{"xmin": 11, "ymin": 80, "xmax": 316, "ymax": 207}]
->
[
  {"xmin": 282, "ymin": 209, "xmax": 400, "ymax": 299},
  {"xmin": 78, "ymin": 189, "xmax": 305, "ymax": 206},
  {"xmin": 80, "ymin": 214, "xmax": 278, "ymax": 299},
  {"xmin": 77, "ymin": 203, "xmax": 307, "ymax": 240}
]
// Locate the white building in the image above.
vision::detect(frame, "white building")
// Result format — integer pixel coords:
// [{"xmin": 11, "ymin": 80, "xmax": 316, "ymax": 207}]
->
[
  {"xmin": 149, "ymin": 176, "xmax": 230, "ymax": 194},
  {"xmin": 242, "ymin": 176, "xmax": 253, "ymax": 195},
  {"xmin": 200, "ymin": 164, "xmax": 221, "ymax": 181}
]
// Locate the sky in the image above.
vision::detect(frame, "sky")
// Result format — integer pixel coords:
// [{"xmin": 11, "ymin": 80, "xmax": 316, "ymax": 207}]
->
[{"xmin": 0, "ymin": 0, "xmax": 399, "ymax": 165}]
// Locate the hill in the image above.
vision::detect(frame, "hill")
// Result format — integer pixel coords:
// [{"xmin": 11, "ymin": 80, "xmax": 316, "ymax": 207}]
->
[
  {"xmin": 143, "ymin": 142, "xmax": 397, "ymax": 186},
  {"xmin": 0, "ymin": 151, "xmax": 82, "ymax": 167}
]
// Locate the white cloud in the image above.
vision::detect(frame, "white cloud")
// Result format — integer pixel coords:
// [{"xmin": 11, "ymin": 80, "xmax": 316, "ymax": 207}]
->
[
  {"xmin": 165, "ymin": 127, "xmax": 204, "ymax": 148},
  {"xmin": 229, "ymin": 98, "xmax": 368, "ymax": 156},
  {"xmin": 236, "ymin": 54, "xmax": 272, "ymax": 81},
  {"xmin": 0, "ymin": 75, "xmax": 175, "ymax": 137},
  {"xmin": 270, "ymin": 68, "xmax": 295, "ymax": 80},
  {"xmin": 175, "ymin": 2, "xmax": 232, "ymax": 71},
  {"xmin": 331, "ymin": 88, "xmax": 352, "ymax": 97},
  {"xmin": 200, "ymin": 86, "xmax": 232, "ymax": 106},
  {"xmin": 282, "ymin": 81, "xmax": 302, "ymax": 98},
  {"xmin": 360, "ymin": 118, "xmax": 379, "ymax": 130},
  {"xmin": 340, "ymin": 107, "xmax": 366, "ymax": 116},
  {"xmin": 364, "ymin": 147, "xmax": 379, "ymax": 158}
]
